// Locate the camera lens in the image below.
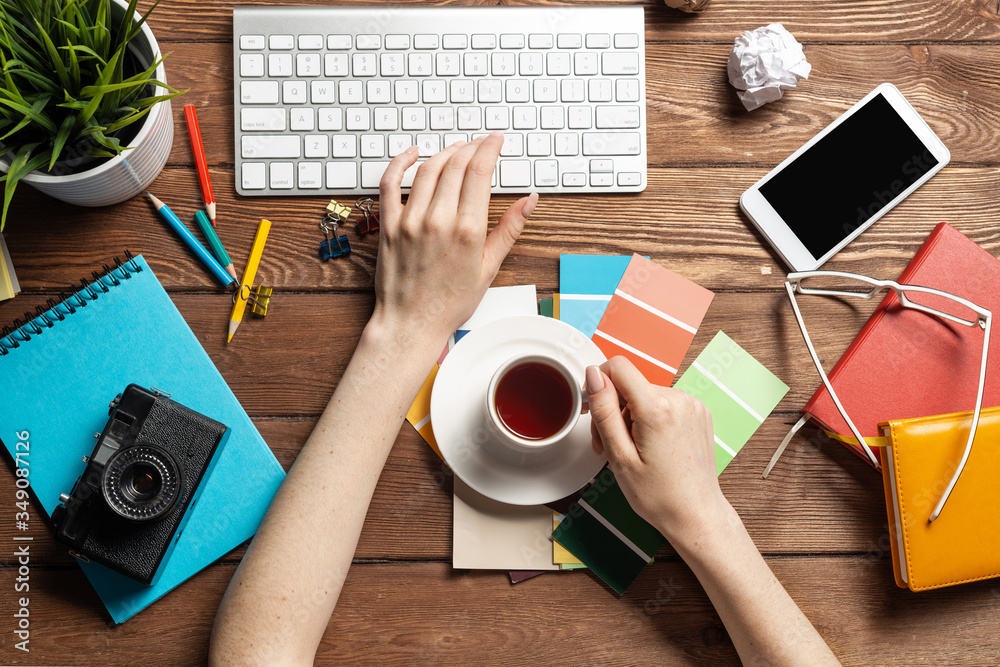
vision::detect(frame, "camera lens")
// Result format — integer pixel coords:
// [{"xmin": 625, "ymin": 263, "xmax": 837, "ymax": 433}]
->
[{"xmin": 102, "ymin": 446, "xmax": 181, "ymax": 522}]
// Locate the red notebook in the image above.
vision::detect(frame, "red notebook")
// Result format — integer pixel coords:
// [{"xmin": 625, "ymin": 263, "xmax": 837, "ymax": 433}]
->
[{"xmin": 803, "ymin": 223, "xmax": 1000, "ymax": 466}]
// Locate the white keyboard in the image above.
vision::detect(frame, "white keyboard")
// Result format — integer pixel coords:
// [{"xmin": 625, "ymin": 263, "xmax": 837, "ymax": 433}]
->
[{"xmin": 233, "ymin": 6, "xmax": 647, "ymax": 196}]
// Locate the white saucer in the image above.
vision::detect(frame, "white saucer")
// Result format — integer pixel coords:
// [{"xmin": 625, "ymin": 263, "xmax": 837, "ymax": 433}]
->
[{"xmin": 431, "ymin": 315, "xmax": 608, "ymax": 505}]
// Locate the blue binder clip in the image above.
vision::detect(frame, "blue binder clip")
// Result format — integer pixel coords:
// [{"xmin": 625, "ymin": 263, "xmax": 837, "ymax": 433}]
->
[{"xmin": 319, "ymin": 219, "xmax": 350, "ymax": 260}]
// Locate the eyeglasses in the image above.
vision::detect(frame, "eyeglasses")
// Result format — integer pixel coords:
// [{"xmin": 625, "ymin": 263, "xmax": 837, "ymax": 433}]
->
[{"xmin": 782, "ymin": 270, "xmax": 991, "ymax": 522}]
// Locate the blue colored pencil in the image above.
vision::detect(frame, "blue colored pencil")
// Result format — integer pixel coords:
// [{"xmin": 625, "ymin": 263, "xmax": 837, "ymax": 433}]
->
[{"xmin": 147, "ymin": 192, "xmax": 236, "ymax": 288}]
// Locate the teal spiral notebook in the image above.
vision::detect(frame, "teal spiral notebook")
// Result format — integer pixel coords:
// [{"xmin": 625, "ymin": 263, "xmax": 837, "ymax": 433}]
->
[{"xmin": 0, "ymin": 254, "xmax": 285, "ymax": 623}]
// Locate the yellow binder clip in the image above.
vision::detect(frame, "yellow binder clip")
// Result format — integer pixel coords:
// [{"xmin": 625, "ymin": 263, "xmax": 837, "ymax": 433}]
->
[
  {"xmin": 249, "ymin": 285, "xmax": 273, "ymax": 318},
  {"xmin": 325, "ymin": 199, "xmax": 352, "ymax": 224}
]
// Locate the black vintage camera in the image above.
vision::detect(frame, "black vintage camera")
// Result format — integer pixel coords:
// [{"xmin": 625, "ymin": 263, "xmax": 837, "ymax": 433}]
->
[{"xmin": 51, "ymin": 385, "xmax": 229, "ymax": 585}]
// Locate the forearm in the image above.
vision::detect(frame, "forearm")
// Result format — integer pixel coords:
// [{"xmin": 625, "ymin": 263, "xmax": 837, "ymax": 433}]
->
[
  {"xmin": 209, "ymin": 319, "xmax": 444, "ymax": 666},
  {"xmin": 669, "ymin": 502, "xmax": 840, "ymax": 667}
]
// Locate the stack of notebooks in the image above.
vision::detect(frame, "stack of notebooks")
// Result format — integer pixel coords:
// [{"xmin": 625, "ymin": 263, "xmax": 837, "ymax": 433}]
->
[
  {"xmin": 0, "ymin": 234, "xmax": 19, "ymax": 301},
  {"xmin": 408, "ymin": 254, "xmax": 790, "ymax": 593}
]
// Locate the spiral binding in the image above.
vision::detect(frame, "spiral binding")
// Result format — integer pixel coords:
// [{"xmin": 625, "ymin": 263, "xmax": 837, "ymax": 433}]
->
[{"xmin": 0, "ymin": 251, "xmax": 142, "ymax": 356}]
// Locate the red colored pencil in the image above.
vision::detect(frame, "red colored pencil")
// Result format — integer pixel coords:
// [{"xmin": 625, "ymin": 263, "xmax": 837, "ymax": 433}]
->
[{"xmin": 183, "ymin": 104, "xmax": 217, "ymax": 227}]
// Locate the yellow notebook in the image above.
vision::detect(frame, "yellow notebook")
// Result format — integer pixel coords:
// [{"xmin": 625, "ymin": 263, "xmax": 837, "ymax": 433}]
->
[
  {"xmin": 0, "ymin": 234, "xmax": 15, "ymax": 301},
  {"xmin": 880, "ymin": 406, "xmax": 1000, "ymax": 591}
]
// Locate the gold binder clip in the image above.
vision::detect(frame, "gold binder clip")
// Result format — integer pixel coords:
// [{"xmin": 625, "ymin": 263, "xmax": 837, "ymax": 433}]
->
[
  {"xmin": 325, "ymin": 199, "xmax": 352, "ymax": 225},
  {"xmin": 249, "ymin": 285, "xmax": 273, "ymax": 318}
]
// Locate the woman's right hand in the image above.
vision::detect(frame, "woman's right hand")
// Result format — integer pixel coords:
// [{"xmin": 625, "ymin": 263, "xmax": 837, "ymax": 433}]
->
[{"xmin": 584, "ymin": 356, "xmax": 733, "ymax": 547}]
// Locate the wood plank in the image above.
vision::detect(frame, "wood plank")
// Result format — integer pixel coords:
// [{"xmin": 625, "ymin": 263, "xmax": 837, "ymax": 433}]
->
[
  {"xmin": 157, "ymin": 42, "xmax": 1000, "ymax": 168},
  {"xmin": 142, "ymin": 0, "xmax": 1000, "ymax": 44},
  {"xmin": 3, "ymin": 167, "xmax": 999, "ymax": 292},
  {"xmin": 0, "ymin": 417, "xmax": 891, "ymax": 564},
  {"xmin": 3, "ymin": 558, "xmax": 1000, "ymax": 665}
]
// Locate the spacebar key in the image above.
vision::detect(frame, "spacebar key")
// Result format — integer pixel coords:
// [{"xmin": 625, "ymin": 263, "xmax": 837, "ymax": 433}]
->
[
  {"xmin": 582, "ymin": 132, "xmax": 641, "ymax": 156},
  {"xmin": 241, "ymin": 135, "xmax": 300, "ymax": 158},
  {"xmin": 362, "ymin": 161, "xmax": 422, "ymax": 188}
]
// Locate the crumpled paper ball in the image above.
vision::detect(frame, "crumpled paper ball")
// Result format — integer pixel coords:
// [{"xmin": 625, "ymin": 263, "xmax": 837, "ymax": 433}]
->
[
  {"xmin": 727, "ymin": 23, "xmax": 811, "ymax": 111},
  {"xmin": 663, "ymin": 0, "xmax": 711, "ymax": 12}
]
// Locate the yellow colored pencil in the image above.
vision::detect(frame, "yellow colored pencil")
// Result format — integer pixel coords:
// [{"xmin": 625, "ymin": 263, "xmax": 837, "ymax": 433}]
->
[{"xmin": 228, "ymin": 218, "xmax": 271, "ymax": 343}]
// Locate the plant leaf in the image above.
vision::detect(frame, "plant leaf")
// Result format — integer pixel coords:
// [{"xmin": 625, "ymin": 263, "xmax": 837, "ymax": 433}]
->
[
  {"xmin": 48, "ymin": 112, "xmax": 73, "ymax": 167},
  {"xmin": 0, "ymin": 140, "xmax": 49, "ymax": 229}
]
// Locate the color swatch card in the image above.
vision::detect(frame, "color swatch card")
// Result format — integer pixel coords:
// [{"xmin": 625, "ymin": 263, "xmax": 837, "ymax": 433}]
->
[
  {"xmin": 559, "ymin": 255, "xmax": 634, "ymax": 338},
  {"xmin": 0, "ymin": 233, "xmax": 19, "ymax": 301},
  {"xmin": 592, "ymin": 254, "xmax": 714, "ymax": 386},
  {"xmin": 553, "ymin": 332, "xmax": 788, "ymax": 594},
  {"xmin": 406, "ymin": 285, "xmax": 538, "ymax": 458}
]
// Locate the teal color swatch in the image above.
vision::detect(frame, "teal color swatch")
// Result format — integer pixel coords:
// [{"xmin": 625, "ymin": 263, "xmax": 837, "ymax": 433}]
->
[{"xmin": 558, "ymin": 255, "xmax": 634, "ymax": 338}]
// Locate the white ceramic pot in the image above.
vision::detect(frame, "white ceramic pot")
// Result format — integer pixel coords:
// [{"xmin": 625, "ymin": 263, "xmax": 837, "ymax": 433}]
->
[{"xmin": 8, "ymin": 0, "xmax": 174, "ymax": 207}]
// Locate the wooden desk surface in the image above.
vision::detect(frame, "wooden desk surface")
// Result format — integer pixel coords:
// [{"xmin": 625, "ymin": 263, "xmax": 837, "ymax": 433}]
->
[{"xmin": 3, "ymin": 1, "xmax": 1000, "ymax": 664}]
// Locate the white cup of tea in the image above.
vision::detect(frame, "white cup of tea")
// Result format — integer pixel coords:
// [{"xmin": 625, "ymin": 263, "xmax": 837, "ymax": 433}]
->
[{"xmin": 485, "ymin": 353, "xmax": 583, "ymax": 453}]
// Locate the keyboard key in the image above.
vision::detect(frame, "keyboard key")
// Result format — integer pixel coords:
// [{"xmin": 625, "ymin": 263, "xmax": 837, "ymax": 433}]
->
[
  {"xmin": 385, "ymin": 34, "xmax": 410, "ymax": 49},
  {"xmin": 560, "ymin": 79, "xmax": 585, "ymax": 102},
  {"xmin": 402, "ymin": 106, "xmax": 427, "ymax": 130},
  {"xmin": 546, "ymin": 52, "xmax": 571, "ymax": 76},
  {"xmin": 596, "ymin": 105, "xmax": 641, "ymax": 129},
  {"xmin": 590, "ymin": 159, "xmax": 613, "ymax": 172},
  {"xmin": 416, "ymin": 133, "xmax": 440, "ymax": 156},
  {"xmin": 586, "ymin": 33, "xmax": 611, "ymax": 48},
  {"xmin": 270, "ymin": 162, "xmax": 294, "ymax": 189},
  {"xmin": 241, "ymin": 108, "xmax": 285, "ymax": 131},
  {"xmin": 361, "ymin": 160, "xmax": 422, "ymax": 188},
  {"xmin": 478, "ymin": 79, "xmax": 502, "ymax": 103},
  {"xmin": 562, "ymin": 172, "xmax": 586, "ymax": 186},
  {"xmin": 443, "ymin": 34, "xmax": 468, "ymax": 49},
  {"xmin": 299, "ymin": 162, "xmax": 323, "ymax": 188},
  {"xmin": 540, "ymin": 106, "xmax": 564, "ymax": 129},
  {"xmin": 506, "ymin": 79, "xmax": 529, "ymax": 103},
  {"xmin": 332, "ymin": 134, "xmax": 357, "ymax": 158},
  {"xmin": 269, "ymin": 53, "xmax": 292, "ymax": 77},
  {"xmin": 326, "ymin": 162, "xmax": 357, "ymax": 188},
  {"xmin": 327, "ymin": 34, "xmax": 352, "ymax": 50},
  {"xmin": 555, "ymin": 132, "xmax": 579, "ymax": 156},
  {"xmin": 500, "ymin": 160, "xmax": 531, "ymax": 186},
  {"xmin": 422, "ymin": 80, "xmax": 447, "ymax": 103},
  {"xmin": 241, "ymin": 162, "xmax": 266, "ymax": 189},
  {"xmin": 492, "ymin": 52, "xmax": 516, "ymax": 76},
  {"xmin": 353, "ymin": 53, "xmax": 377, "ymax": 77},
  {"xmin": 582, "ymin": 131, "xmax": 641, "ymax": 155},
  {"xmin": 374, "ymin": 107, "xmax": 399, "ymax": 131},
  {"xmin": 615, "ymin": 33, "xmax": 640, "ymax": 49},
  {"xmin": 367, "ymin": 81, "xmax": 391, "ymax": 104},
  {"xmin": 388, "ymin": 134, "xmax": 412, "ymax": 156},
  {"xmin": 557, "ymin": 33, "xmax": 582, "ymax": 49},
  {"xmin": 282, "ymin": 81, "xmax": 306, "ymax": 104},
  {"xmin": 311, "ymin": 81, "xmax": 336, "ymax": 104},
  {"xmin": 395, "ymin": 81, "xmax": 419, "ymax": 103},
  {"xmin": 430, "ymin": 106, "xmax": 455, "ymax": 130},
  {"xmin": 616, "ymin": 78, "xmax": 640, "ymax": 102},
  {"xmin": 472, "ymin": 34, "xmax": 496, "ymax": 49},
  {"xmin": 318, "ymin": 108, "xmax": 343, "ymax": 131},
  {"xmin": 240, "ymin": 35, "xmax": 265, "ymax": 50},
  {"xmin": 240, "ymin": 53, "xmax": 263, "ymax": 77},
  {"xmin": 485, "ymin": 106, "xmax": 509, "ymax": 129},
  {"xmin": 436, "ymin": 53, "xmax": 461, "ymax": 76},
  {"xmin": 618, "ymin": 172, "xmax": 642, "ymax": 186},
  {"xmin": 534, "ymin": 160, "xmax": 559, "ymax": 186},
  {"xmin": 529, "ymin": 34, "xmax": 553, "ymax": 49},
  {"xmin": 533, "ymin": 79, "xmax": 557, "ymax": 103},
  {"xmin": 269, "ymin": 34, "xmax": 294, "ymax": 50},
  {"xmin": 458, "ymin": 106, "xmax": 482, "ymax": 130},
  {"xmin": 500, "ymin": 34, "xmax": 525, "ymax": 49},
  {"xmin": 527, "ymin": 133, "xmax": 551, "ymax": 156},
  {"xmin": 297, "ymin": 53, "xmax": 320, "ymax": 77},
  {"xmin": 445, "ymin": 133, "xmax": 468, "ymax": 146},
  {"xmin": 512, "ymin": 106, "xmax": 536, "ymax": 130},
  {"xmin": 346, "ymin": 108, "xmax": 371, "ymax": 131},
  {"xmin": 414, "ymin": 34, "xmax": 439, "ymax": 49},
  {"xmin": 519, "ymin": 52, "xmax": 543, "ymax": 76},
  {"xmin": 588, "ymin": 78, "xmax": 613, "ymax": 102},
  {"xmin": 241, "ymin": 81, "xmax": 279, "ymax": 104},
  {"xmin": 356, "ymin": 35, "xmax": 381, "ymax": 50},
  {"xmin": 325, "ymin": 54, "xmax": 348, "ymax": 77},
  {"xmin": 590, "ymin": 172, "xmax": 613, "ymax": 186},
  {"xmin": 602, "ymin": 52, "xmax": 640, "ymax": 75},
  {"xmin": 241, "ymin": 135, "xmax": 300, "ymax": 158},
  {"xmin": 500, "ymin": 133, "xmax": 523, "ymax": 156},
  {"xmin": 360, "ymin": 134, "xmax": 385, "ymax": 158},
  {"xmin": 450, "ymin": 80, "xmax": 475, "ymax": 103},
  {"xmin": 339, "ymin": 81, "xmax": 363, "ymax": 103},
  {"xmin": 568, "ymin": 105, "xmax": 592, "ymax": 129},
  {"xmin": 299, "ymin": 35, "xmax": 323, "ymax": 50},
  {"xmin": 305, "ymin": 134, "xmax": 329, "ymax": 158},
  {"xmin": 409, "ymin": 53, "xmax": 432, "ymax": 76},
  {"xmin": 574, "ymin": 52, "xmax": 598, "ymax": 75},
  {"xmin": 464, "ymin": 53, "xmax": 488, "ymax": 76},
  {"xmin": 381, "ymin": 53, "xmax": 405, "ymax": 77},
  {"xmin": 290, "ymin": 108, "xmax": 315, "ymax": 131}
]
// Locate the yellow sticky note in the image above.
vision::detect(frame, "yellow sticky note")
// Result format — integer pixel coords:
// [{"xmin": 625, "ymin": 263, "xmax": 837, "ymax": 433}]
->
[
  {"xmin": 406, "ymin": 364, "xmax": 442, "ymax": 458},
  {"xmin": 553, "ymin": 512, "xmax": 582, "ymax": 565}
]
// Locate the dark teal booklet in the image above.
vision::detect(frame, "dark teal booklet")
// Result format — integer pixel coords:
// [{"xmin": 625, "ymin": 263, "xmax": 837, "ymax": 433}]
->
[{"xmin": 0, "ymin": 254, "xmax": 284, "ymax": 623}]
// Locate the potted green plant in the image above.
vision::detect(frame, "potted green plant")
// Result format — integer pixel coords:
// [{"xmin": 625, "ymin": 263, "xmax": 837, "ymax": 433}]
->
[{"xmin": 0, "ymin": 0, "xmax": 184, "ymax": 229}]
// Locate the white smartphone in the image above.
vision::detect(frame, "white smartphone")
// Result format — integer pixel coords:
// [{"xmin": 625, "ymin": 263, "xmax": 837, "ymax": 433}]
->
[{"xmin": 740, "ymin": 83, "xmax": 950, "ymax": 272}]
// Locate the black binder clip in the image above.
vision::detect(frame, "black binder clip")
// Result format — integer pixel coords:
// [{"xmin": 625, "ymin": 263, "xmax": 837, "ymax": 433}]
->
[{"xmin": 356, "ymin": 197, "xmax": 380, "ymax": 236}]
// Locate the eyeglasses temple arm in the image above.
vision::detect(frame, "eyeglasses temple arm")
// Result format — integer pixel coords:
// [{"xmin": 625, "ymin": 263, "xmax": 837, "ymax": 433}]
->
[
  {"xmin": 929, "ymin": 314, "xmax": 991, "ymax": 522},
  {"xmin": 784, "ymin": 282, "xmax": 882, "ymax": 469}
]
